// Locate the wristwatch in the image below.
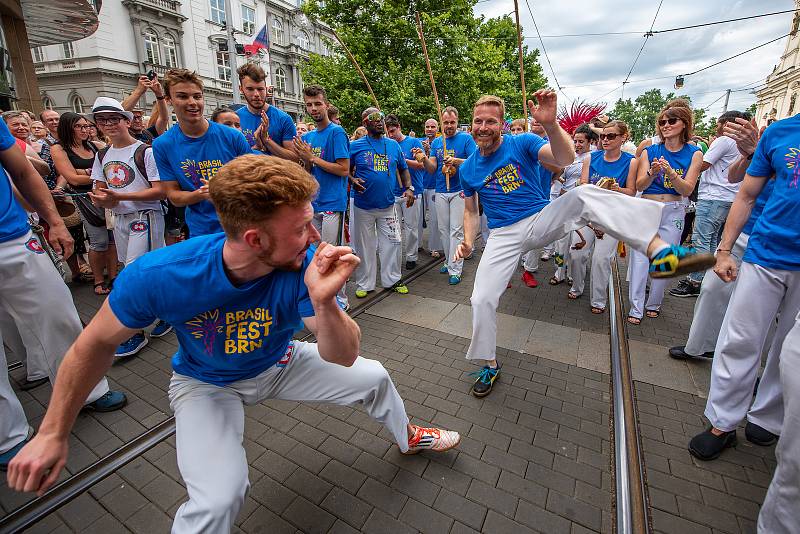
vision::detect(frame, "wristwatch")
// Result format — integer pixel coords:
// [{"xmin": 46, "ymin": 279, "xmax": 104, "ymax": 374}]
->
[{"xmin": 406, "ymin": 185, "xmax": 415, "ymax": 193}]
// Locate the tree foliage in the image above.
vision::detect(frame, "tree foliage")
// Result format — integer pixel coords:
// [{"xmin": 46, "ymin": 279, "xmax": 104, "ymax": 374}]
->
[
  {"xmin": 300, "ymin": 0, "xmax": 547, "ymax": 132},
  {"xmin": 608, "ymin": 88, "xmax": 719, "ymax": 143}
]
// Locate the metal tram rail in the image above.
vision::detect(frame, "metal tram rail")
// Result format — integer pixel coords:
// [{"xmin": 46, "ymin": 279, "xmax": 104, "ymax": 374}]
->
[
  {"xmin": 608, "ymin": 259, "xmax": 651, "ymax": 534},
  {"xmin": 0, "ymin": 256, "xmax": 441, "ymax": 533}
]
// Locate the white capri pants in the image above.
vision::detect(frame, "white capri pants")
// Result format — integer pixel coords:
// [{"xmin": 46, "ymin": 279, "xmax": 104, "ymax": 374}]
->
[
  {"xmin": 589, "ymin": 231, "xmax": 619, "ymax": 310},
  {"xmin": 114, "ymin": 209, "xmax": 166, "ymax": 265},
  {"xmin": 394, "ymin": 195, "xmax": 421, "ymax": 262},
  {"xmin": 0, "ymin": 231, "xmax": 111, "ymax": 454},
  {"xmin": 313, "ymin": 211, "xmax": 348, "ymax": 305},
  {"xmin": 627, "ymin": 201, "xmax": 685, "ymax": 319},
  {"xmin": 423, "ymin": 189, "xmax": 442, "ymax": 252},
  {"xmin": 168, "ymin": 340, "xmax": 410, "ymax": 533},
  {"xmin": 704, "ymin": 262, "xmax": 800, "ymax": 435},
  {"xmin": 352, "ymin": 205, "xmax": 402, "ymax": 291},
  {"xmin": 467, "ymin": 187, "xmax": 663, "ymax": 361},
  {"xmin": 758, "ymin": 311, "xmax": 800, "ymax": 534},
  {"xmin": 435, "ymin": 191, "xmax": 465, "ymax": 276},
  {"xmin": 684, "ymin": 232, "xmax": 749, "ymax": 355}
]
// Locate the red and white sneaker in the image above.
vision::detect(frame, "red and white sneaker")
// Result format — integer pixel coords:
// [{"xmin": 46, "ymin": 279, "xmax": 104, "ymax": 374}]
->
[{"xmin": 404, "ymin": 425, "xmax": 461, "ymax": 454}]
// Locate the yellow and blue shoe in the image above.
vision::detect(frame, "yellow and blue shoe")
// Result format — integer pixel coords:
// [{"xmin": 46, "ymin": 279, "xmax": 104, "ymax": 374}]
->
[
  {"xmin": 469, "ymin": 363, "xmax": 501, "ymax": 397},
  {"xmin": 649, "ymin": 245, "xmax": 715, "ymax": 279}
]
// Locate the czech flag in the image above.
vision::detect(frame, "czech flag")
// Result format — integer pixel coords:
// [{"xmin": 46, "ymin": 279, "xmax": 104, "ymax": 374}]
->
[{"xmin": 244, "ymin": 25, "xmax": 269, "ymax": 56}]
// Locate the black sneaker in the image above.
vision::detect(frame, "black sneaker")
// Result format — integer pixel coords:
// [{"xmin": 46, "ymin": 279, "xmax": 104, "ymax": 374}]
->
[
  {"xmin": 469, "ymin": 363, "xmax": 500, "ymax": 397},
  {"xmin": 689, "ymin": 428, "xmax": 737, "ymax": 460},
  {"xmin": 669, "ymin": 279, "xmax": 701, "ymax": 298},
  {"xmin": 668, "ymin": 345, "xmax": 714, "ymax": 360},
  {"xmin": 745, "ymin": 421, "xmax": 778, "ymax": 446},
  {"xmin": 405, "ymin": 260, "xmax": 417, "ymax": 270},
  {"xmin": 19, "ymin": 377, "xmax": 48, "ymax": 391}
]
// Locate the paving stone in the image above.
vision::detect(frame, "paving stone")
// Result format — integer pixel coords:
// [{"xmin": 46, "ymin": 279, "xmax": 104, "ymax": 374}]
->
[
  {"xmin": 451, "ymin": 452, "xmax": 501, "ymax": 486},
  {"xmin": 284, "ymin": 466, "xmax": 333, "ymax": 504},
  {"xmin": 480, "ymin": 445, "xmax": 528, "ymax": 476},
  {"xmin": 546, "ymin": 489, "xmax": 602, "ymax": 531},
  {"xmin": 353, "ymin": 451, "xmax": 398, "ymax": 485},
  {"xmin": 240, "ymin": 505, "xmax": 298, "ymax": 534},
  {"xmin": 465, "ymin": 478, "xmax": 517, "ymax": 519},
  {"xmin": 432, "ymin": 487, "xmax": 487, "ymax": 530},
  {"xmin": 320, "ymin": 487, "xmax": 372, "ymax": 529},
  {"xmin": 139, "ymin": 473, "xmax": 187, "ymax": 511},
  {"xmin": 98, "ymin": 483, "xmax": 149, "ymax": 521},
  {"xmin": 399, "ymin": 497, "xmax": 454, "ymax": 534},
  {"xmin": 251, "ymin": 449, "xmax": 298, "ymax": 482},
  {"xmin": 362, "ymin": 508, "xmax": 417, "ymax": 534},
  {"xmin": 249, "ymin": 475, "xmax": 297, "ymax": 514},
  {"xmin": 483, "ymin": 510, "xmax": 537, "ymax": 534},
  {"xmin": 651, "ymin": 508, "xmax": 713, "ymax": 534},
  {"xmin": 356, "ymin": 477, "xmax": 407, "ymax": 517},
  {"xmin": 390, "ymin": 468, "xmax": 441, "ymax": 505},
  {"xmin": 497, "ymin": 470, "xmax": 548, "ymax": 507},
  {"xmin": 282, "ymin": 496, "xmax": 336, "ymax": 534},
  {"xmin": 56, "ymin": 492, "xmax": 107, "ymax": 531},
  {"xmin": 515, "ymin": 499, "xmax": 572, "ymax": 534},
  {"xmin": 319, "ymin": 459, "xmax": 367, "ymax": 495},
  {"xmin": 126, "ymin": 502, "xmax": 173, "ymax": 534}
]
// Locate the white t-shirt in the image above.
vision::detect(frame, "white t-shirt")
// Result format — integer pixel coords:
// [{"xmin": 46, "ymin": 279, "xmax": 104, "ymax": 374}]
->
[
  {"xmin": 91, "ymin": 141, "xmax": 162, "ymax": 214},
  {"xmin": 699, "ymin": 135, "xmax": 740, "ymax": 202},
  {"xmin": 562, "ymin": 152, "xmax": 589, "ymax": 192}
]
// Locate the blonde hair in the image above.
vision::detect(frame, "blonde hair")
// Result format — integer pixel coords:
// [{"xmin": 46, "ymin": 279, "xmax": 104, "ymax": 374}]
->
[
  {"xmin": 657, "ymin": 104, "xmax": 694, "ymax": 144},
  {"xmin": 163, "ymin": 68, "xmax": 204, "ymax": 97},
  {"xmin": 604, "ymin": 120, "xmax": 630, "ymax": 139},
  {"xmin": 351, "ymin": 126, "xmax": 367, "ymax": 140},
  {"xmin": 209, "ymin": 155, "xmax": 319, "ymax": 237},
  {"xmin": 510, "ymin": 118, "xmax": 526, "ymax": 131},
  {"xmin": 474, "ymin": 95, "xmax": 506, "ymax": 121}
]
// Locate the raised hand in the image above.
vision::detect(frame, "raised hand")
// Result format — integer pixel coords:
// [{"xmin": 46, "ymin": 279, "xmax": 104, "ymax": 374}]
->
[
  {"xmin": 528, "ymin": 89, "xmax": 558, "ymax": 127},
  {"xmin": 293, "ymin": 136, "xmax": 313, "ymax": 162},
  {"xmin": 305, "ymin": 242, "xmax": 360, "ymax": 303},
  {"xmin": 723, "ymin": 117, "xmax": 759, "ymax": 157}
]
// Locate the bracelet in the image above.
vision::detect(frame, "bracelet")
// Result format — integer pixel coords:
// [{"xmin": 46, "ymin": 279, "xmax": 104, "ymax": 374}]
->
[
  {"xmin": 716, "ymin": 248, "xmax": 732, "ymax": 254},
  {"xmin": 156, "ymin": 95, "xmax": 165, "ymax": 100}
]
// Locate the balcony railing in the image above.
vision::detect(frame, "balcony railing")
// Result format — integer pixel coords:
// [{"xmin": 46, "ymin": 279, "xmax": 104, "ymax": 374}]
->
[{"xmin": 137, "ymin": 0, "xmax": 181, "ymax": 13}]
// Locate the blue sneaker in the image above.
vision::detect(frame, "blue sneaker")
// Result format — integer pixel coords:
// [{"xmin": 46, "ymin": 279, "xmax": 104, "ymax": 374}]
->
[
  {"xmin": 439, "ymin": 264, "xmax": 448, "ymax": 274},
  {"xmin": 448, "ymin": 275, "xmax": 461, "ymax": 285},
  {"xmin": 336, "ymin": 295, "xmax": 350, "ymax": 312},
  {"xmin": 649, "ymin": 245, "xmax": 715, "ymax": 279},
  {"xmin": 0, "ymin": 428, "xmax": 33, "ymax": 472},
  {"xmin": 115, "ymin": 333, "xmax": 148, "ymax": 358},
  {"xmin": 84, "ymin": 390, "xmax": 127, "ymax": 413},
  {"xmin": 150, "ymin": 320, "xmax": 173, "ymax": 338}
]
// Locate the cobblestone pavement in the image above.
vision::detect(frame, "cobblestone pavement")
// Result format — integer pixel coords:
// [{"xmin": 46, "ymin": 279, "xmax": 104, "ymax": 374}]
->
[{"xmin": 1, "ymin": 242, "xmax": 775, "ymax": 533}]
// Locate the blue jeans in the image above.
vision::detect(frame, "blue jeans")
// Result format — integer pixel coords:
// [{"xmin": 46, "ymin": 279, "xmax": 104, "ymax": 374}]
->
[{"xmin": 689, "ymin": 199, "xmax": 732, "ymax": 283}]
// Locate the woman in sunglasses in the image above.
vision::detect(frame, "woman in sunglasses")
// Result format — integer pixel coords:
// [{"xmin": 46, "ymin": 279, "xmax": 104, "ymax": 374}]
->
[
  {"xmin": 627, "ymin": 105, "xmax": 702, "ymax": 324},
  {"xmin": 569, "ymin": 120, "xmax": 638, "ymax": 312}
]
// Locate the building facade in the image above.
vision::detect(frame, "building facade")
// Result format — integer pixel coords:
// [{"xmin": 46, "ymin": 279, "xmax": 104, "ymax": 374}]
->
[
  {"xmin": 0, "ymin": 0, "xmax": 99, "ymax": 112},
  {"xmin": 755, "ymin": 1, "xmax": 800, "ymax": 127},
  {"xmin": 31, "ymin": 0, "xmax": 334, "ymax": 120}
]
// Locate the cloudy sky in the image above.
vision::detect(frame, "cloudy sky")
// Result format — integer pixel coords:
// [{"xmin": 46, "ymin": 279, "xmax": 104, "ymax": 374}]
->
[{"xmin": 475, "ymin": 0, "xmax": 797, "ymax": 116}]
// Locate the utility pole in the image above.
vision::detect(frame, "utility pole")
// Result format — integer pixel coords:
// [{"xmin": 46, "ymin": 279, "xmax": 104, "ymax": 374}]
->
[
  {"xmin": 722, "ymin": 88, "xmax": 731, "ymax": 113},
  {"xmin": 224, "ymin": 0, "xmax": 241, "ymax": 104}
]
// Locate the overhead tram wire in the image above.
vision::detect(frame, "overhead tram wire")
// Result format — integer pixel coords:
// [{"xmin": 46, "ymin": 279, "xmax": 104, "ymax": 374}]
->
[
  {"xmin": 621, "ymin": 0, "xmax": 664, "ymax": 98},
  {"xmin": 523, "ymin": 0, "xmax": 571, "ymax": 104},
  {"xmin": 679, "ymin": 32, "xmax": 791, "ymax": 78}
]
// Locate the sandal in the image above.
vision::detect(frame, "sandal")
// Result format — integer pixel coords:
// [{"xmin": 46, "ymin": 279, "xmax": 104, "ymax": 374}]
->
[
  {"xmin": 646, "ymin": 310, "xmax": 661, "ymax": 319},
  {"xmin": 626, "ymin": 315, "xmax": 641, "ymax": 325},
  {"xmin": 591, "ymin": 306, "xmax": 605, "ymax": 314},
  {"xmin": 431, "ymin": 250, "xmax": 441, "ymax": 258},
  {"xmin": 93, "ymin": 282, "xmax": 111, "ymax": 296},
  {"xmin": 549, "ymin": 276, "xmax": 563, "ymax": 285},
  {"xmin": 567, "ymin": 291, "xmax": 580, "ymax": 300}
]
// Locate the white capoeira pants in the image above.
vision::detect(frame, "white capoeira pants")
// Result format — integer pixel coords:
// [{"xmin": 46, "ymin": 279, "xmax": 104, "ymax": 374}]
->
[
  {"xmin": 551, "ymin": 230, "xmax": 577, "ymax": 282},
  {"xmin": 169, "ymin": 341, "xmax": 410, "ymax": 534},
  {"xmin": 394, "ymin": 195, "xmax": 421, "ymax": 262},
  {"xmin": 467, "ymin": 187, "xmax": 663, "ymax": 361},
  {"xmin": 352, "ymin": 205, "xmax": 402, "ymax": 291},
  {"xmin": 435, "ymin": 192, "xmax": 465, "ymax": 276},
  {"xmin": 589, "ymin": 231, "xmax": 619, "ymax": 310},
  {"xmin": 0, "ymin": 307, "xmax": 48, "ymax": 381},
  {"xmin": 627, "ymin": 201, "xmax": 685, "ymax": 319},
  {"xmin": 313, "ymin": 211, "xmax": 348, "ymax": 305},
  {"xmin": 684, "ymin": 233, "xmax": 749, "ymax": 355},
  {"xmin": 704, "ymin": 262, "xmax": 800, "ymax": 435},
  {"xmin": 557, "ymin": 227, "xmax": 597, "ymax": 296},
  {"xmin": 422, "ymin": 189, "xmax": 442, "ymax": 252},
  {"xmin": 0, "ymin": 231, "xmax": 110, "ymax": 454},
  {"xmin": 758, "ymin": 311, "xmax": 800, "ymax": 534},
  {"xmin": 113, "ymin": 209, "xmax": 166, "ymax": 265}
]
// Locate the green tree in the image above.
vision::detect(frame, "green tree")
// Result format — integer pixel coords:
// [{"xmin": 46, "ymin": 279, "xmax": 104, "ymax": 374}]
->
[
  {"xmin": 746, "ymin": 103, "xmax": 757, "ymax": 117},
  {"xmin": 300, "ymin": 0, "xmax": 547, "ymax": 132}
]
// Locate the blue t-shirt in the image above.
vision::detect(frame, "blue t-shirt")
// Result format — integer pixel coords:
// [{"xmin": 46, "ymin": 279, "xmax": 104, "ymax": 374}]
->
[
  {"xmin": 643, "ymin": 143, "xmax": 700, "ymax": 195},
  {"xmin": 109, "ymin": 233, "xmax": 315, "ymax": 386},
  {"xmin": 461, "ymin": 133, "xmax": 548, "ymax": 229},
  {"xmin": 742, "ymin": 179, "xmax": 774, "ymax": 236},
  {"xmin": 350, "ymin": 136, "xmax": 408, "ymax": 210},
  {"xmin": 237, "ymin": 105, "xmax": 297, "ymax": 154},
  {"xmin": 431, "ymin": 132, "xmax": 477, "ymax": 193},
  {"xmin": 588, "ymin": 151, "xmax": 634, "ymax": 188},
  {"xmin": 153, "ymin": 121, "xmax": 251, "ymax": 237},
  {"xmin": 303, "ymin": 123, "xmax": 350, "ymax": 212},
  {"xmin": 0, "ymin": 120, "xmax": 29, "ymax": 243},
  {"xmin": 393, "ymin": 136, "xmax": 424, "ymax": 197},
  {"xmin": 744, "ymin": 114, "xmax": 800, "ymax": 270}
]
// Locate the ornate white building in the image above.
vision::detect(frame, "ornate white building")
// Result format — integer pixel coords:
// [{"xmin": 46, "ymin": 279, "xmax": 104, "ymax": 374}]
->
[
  {"xmin": 755, "ymin": 1, "xmax": 800, "ymax": 127},
  {"xmin": 31, "ymin": 0, "xmax": 334, "ymax": 120}
]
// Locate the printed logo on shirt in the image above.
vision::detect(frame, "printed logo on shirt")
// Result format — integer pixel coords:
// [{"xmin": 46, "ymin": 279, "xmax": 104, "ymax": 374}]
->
[
  {"xmin": 180, "ymin": 159, "xmax": 224, "ymax": 189},
  {"xmin": 186, "ymin": 309, "xmax": 224, "ymax": 355},
  {"xmin": 276, "ymin": 342, "xmax": 293, "ymax": 367},
  {"xmin": 660, "ymin": 168, "xmax": 683, "ymax": 190},
  {"xmin": 312, "ymin": 146, "xmax": 323, "ymax": 159},
  {"xmin": 222, "ymin": 307, "xmax": 274, "ymax": 355},
  {"xmin": 129, "ymin": 220, "xmax": 149, "ymax": 233},
  {"xmin": 372, "ymin": 153, "xmax": 389, "ymax": 172},
  {"xmin": 483, "ymin": 163, "xmax": 525, "ymax": 194},
  {"xmin": 25, "ymin": 237, "xmax": 45, "ymax": 254},
  {"xmin": 103, "ymin": 161, "xmax": 136, "ymax": 188},
  {"xmin": 242, "ymin": 129, "xmax": 256, "ymax": 147},
  {"xmin": 786, "ymin": 147, "xmax": 800, "ymax": 187}
]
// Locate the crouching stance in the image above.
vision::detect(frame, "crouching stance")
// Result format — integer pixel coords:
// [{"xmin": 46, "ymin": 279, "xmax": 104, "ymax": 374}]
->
[{"xmin": 6, "ymin": 155, "xmax": 459, "ymax": 533}]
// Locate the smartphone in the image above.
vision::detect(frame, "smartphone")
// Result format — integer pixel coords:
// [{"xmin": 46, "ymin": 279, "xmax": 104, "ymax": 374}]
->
[{"xmin": 146, "ymin": 70, "xmax": 156, "ymax": 81}]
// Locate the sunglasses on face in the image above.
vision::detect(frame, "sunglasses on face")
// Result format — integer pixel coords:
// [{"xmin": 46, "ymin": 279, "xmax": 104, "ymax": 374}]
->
[
  {"xmin": 658, "ymin": 117, "xmax": 680, "ymax": 127},
  {"xmin": 366, "ymin": 112, "xmax": 385, "ymax": 122},
  {"xmin": 599, "ymin": 133, "xmax": 619, "ymax": 141}
]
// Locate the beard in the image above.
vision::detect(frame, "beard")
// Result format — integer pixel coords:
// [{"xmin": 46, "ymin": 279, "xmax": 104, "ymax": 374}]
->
[
  {"xmin": 257, "ymin": 248, "xmax": 306, "ymax": 272},
  {"xmin": 474, "ymin": 131, "xmax": 500, "ymax": 149}
]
